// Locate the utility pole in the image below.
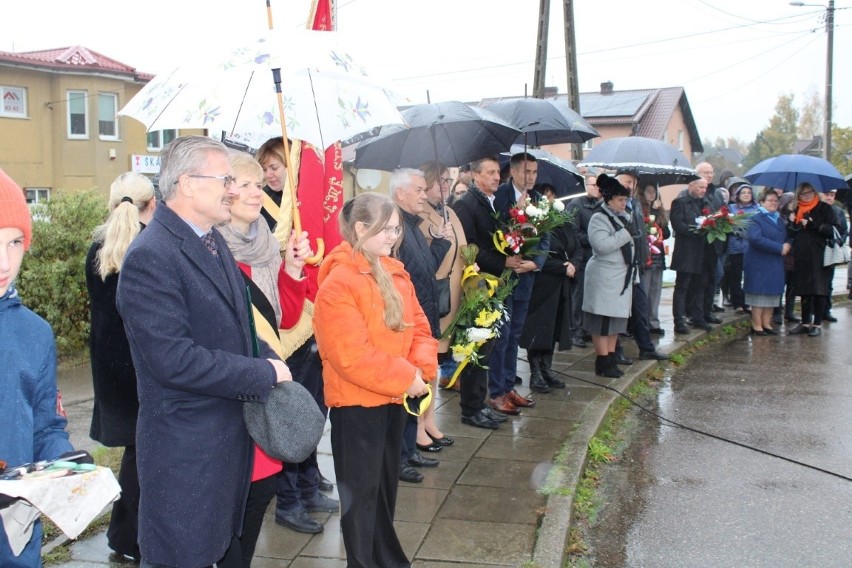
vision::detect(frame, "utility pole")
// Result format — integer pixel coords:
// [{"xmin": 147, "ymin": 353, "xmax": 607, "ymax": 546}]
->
[
  {"xmin": 562, "ymin": 0, "xmax": 582, "ymax": 160},
  {"xmin": 824, "ymin": 0, "xmax": 834, "ymax": 162},
  {"xmin": 533, "ymin": 0, "xmax": 550, "ymax": 99}
]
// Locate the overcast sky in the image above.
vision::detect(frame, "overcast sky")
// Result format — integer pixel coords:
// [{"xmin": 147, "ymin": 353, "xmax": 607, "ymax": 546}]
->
[{"xmin": 2, "ymin": 0, "xmax": 848, "ymax": 146}]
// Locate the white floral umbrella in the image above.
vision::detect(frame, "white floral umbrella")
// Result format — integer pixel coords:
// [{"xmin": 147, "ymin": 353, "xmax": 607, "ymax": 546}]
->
[{"xmin": 119, "ymin": 29, "xmax": 405, "ymax": 151}]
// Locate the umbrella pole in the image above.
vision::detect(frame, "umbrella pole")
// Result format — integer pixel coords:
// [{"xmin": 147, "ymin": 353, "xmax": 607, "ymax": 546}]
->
[{"xmin": 272, "ymin": 68, "xmax": 324, "ymax": 265}]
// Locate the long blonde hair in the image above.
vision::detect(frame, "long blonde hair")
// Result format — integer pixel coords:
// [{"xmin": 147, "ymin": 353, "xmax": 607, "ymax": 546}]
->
[
  {"xmin": 339, "ymin": 192, "xmax": 408, "ymax": 332},
  {"xmin": 93, "ymin": 172, "xmax": 155, "ymax": 279}
]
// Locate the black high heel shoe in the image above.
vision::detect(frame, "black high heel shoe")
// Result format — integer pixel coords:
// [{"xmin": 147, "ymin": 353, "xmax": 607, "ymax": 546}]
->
[
  {"xmin": 763, "ymin": 327, "xmax": 779, "ymax": 335},
  {"xmin": 416, "ymin": 441, "xmax": 443, "ymax": 453},
  {"xmin": 427, "ymin": 431, "xmax": 455, "ymax": 447},
  {"xmin": 751, "ymin": 327, "xmax": 768, "ymax": 336}
]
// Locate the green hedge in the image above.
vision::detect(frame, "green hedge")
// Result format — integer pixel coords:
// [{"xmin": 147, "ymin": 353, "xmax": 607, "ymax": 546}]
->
[{"xmin": 18, "ymin": 191, "xmax": 108, "ymax": 356}]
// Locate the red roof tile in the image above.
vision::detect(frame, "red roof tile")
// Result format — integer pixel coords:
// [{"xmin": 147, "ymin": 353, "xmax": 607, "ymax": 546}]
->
[{"xmin": 0, "ymin": 45, "xmax": 153, "ymax": 81}]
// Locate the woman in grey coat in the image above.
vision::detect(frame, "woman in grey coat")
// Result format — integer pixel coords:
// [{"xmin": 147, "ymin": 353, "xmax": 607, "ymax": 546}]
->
[{"xmin": 583, "ymin": 174, "xmax": 637, "ymax": 378}]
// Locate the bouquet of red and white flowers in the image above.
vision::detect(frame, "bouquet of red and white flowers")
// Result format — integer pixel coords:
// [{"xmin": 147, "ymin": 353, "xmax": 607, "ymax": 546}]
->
[
  {"xmin": 492, "ymin": 197, "xmax": 573, "ymax": 256},
  {"xmin": 693, "ymin": 206, "xmax": 751, "ymax": 243}
]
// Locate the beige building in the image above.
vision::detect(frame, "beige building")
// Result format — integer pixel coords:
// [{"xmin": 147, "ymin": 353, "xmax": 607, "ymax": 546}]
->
[{"xmin": 0, "ymin": 45, "xmax": 200, "ymax": 201}]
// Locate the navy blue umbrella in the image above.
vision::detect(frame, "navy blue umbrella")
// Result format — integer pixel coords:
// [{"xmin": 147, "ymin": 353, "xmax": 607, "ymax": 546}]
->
[{"xmin": 743, "ymin": 154, "xmax": 847, "ymax": 192}]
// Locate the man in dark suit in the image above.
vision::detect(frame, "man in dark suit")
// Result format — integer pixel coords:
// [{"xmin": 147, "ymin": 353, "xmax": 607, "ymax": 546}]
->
[
  {"xmin": 670, "ymin": 177, "xmax": 713, "ymax": 334},
  {"xmin": 452, "ymin": 156, "xmax": 518, "ymax": 429},
  {"xmin": 117, "ymin": 136, "xmax": 291, "ymax": 568},
  {"xmin": 489, "ymin": 153, "xmax": 545, "ymax": 414}
]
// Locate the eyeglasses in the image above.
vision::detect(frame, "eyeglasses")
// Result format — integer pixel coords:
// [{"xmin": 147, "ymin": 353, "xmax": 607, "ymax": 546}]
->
[
  {"xmin": 440, "ymin": 177, "xmax": 454, "ymax": 186},
  {"xmin": 177, "ymin": 174, "xmax": 236, "ymax": 189},
  {"xmin": 381, "ymin": 225, "xmax": 402, "ymax": 238},
  {"xmin": 367, "ymin": 224, "xmax": 402, "ymax": 238}
]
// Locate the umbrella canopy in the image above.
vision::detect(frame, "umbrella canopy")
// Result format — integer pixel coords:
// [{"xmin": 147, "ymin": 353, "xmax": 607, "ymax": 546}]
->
[
  {"xmin": 482, "ymin": 97, "xmax": 599, "ymax": 145},
  {"xmin": 579, "ymin": 136, "xmax": 698, "ymax": 185},
  {"xmin": 499, "ymin": 146, "xmax": 583, "ymax": 197},
  {"xmin": 351, "ymin": 101, "xmax": 521, "ymax": 171},
  {"xmin": 743, "ymin": 154, "xmax": 847, "ymax": 193},
  {"xmin": 119, "ymin": 30, "xmax": 405, "ymax": 151}
]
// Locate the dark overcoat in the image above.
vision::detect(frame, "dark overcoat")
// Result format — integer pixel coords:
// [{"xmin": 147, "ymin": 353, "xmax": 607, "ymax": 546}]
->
[
  {"xmin": 397, "ymin": 208, "xmax": 450, "ymax": 338},
  {"xmin": 519, "ymin": 222, "xmax": 583, "ymax": 351},
  {"xmin": 788, "ymin": 200, "xmax": 838, "ymax": 296},
  {"xmin": 85, "ymin": 240, "xmax": 138, "ymax": 447},
  {"xmin": 452, "ymin": 187, "xmax": 507, "ymax": 276},
  {"xmin": 743, "ymin": 212, "xmax": 787, "ymax": 296},
  {"xmin": 116, "ymin": 204, "xmax": 278, "ymax": 568},
  {"xmin": 669, "ymin": 192, "xmax": 708, "ymax": 274}
]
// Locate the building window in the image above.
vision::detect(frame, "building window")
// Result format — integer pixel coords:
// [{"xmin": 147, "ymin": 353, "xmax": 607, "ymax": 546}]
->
[
  {"xmin": 98, "ymin": 93, "xmax": 119, "ymax": 139},
  {"xmin": 67, "ymin": 91, "xmax": 88, "ymax": 138},
  {"xmin": 0, "ymin": 86, "xmax": 27, "ymax": 118},
  {"xmin": 146, "ymin": 129, "xmax": 177, "ymax": 151},
  {"xmin": 25, "ymin": 188, "xmax": 50, "ymax": 204},
  {"xmin": 677, "ymin": 130, "xmax": 684, "ymax": 152},
  {"xmin": 583, "ymin": 138, "xmax": 595, "ymax": 151}
]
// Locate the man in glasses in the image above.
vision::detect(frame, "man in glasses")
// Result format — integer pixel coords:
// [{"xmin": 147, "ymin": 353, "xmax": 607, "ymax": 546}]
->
[
  {"xmin": 117, "ymin": 136, "xmax": 292, "ymax": 568},
  {"xmin": 390, "ymin": 168, "xmax": 451, "ymax": 483}
]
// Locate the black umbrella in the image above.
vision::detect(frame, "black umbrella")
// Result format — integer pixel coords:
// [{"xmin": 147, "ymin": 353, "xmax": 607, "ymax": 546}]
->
[
  {"xmin": 499, "ymin": 146, "xmax": 584, "ymax": 197},
  {"xmin": 482, "ymin": 97, "xmax": 599, "ymax": 145},
  {"xmin": 579, "ymin": 136, "xmax": 698, "ymax": 185},
  {"xmin": 352, "ymin": 101, "xmax": 521, "ymax": 171}
]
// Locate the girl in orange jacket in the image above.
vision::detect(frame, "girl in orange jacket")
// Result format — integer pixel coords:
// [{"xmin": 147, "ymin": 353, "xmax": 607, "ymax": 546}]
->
[{"xmin": 313, "ymin": 192, "xmax": 435, "ymax": 567}]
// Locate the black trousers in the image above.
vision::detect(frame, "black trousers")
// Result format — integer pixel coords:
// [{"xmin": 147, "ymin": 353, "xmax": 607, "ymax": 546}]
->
[
  {"xmin": 276, "ymin": 338, "xmax": 327, "ymax": 512},
  {"xmin": 801, "ymin": 295, "xmax": 827, "ymax": 325},
  {"xmin": 107, "ymin": 445, "xmax": 140, "ymax": 558},
  {"xmin": 724, "ymin": 253, "xmax": 746, "ymax": 308},
  {"xmin": 673, "ymin": 271, "xmax": 705, "ymax": 322},
  {"xmin": 627, "ymin": 281, "xmax": 654, "ymax": 352},
  {"xmin": 330, "ymin": 404, "xmax": 410, "ymax": 568},
  {"xmin": 240, "ymin": 476, "xmax": 275, "ymax": 567},
  {"xmin": 459, "ymin": 339, "xmax": 495, "ymax": 417}
]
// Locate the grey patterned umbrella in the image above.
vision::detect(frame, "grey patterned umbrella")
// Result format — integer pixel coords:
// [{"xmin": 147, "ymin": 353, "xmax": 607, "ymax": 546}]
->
[{"xmin": 579, "ymin": 136, "xmax": 698, "ymax": 185}]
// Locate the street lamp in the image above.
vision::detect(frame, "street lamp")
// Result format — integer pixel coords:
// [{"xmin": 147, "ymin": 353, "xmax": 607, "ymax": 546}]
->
[{"xmin": 790, "ymin": 0, "xmax": 834, "ymax": 162}]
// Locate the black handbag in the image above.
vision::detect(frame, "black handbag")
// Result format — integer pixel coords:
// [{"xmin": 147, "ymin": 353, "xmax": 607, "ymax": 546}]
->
[{"xmin": 435, "ymin": 277, "xmax": 451, "ymax": 318}]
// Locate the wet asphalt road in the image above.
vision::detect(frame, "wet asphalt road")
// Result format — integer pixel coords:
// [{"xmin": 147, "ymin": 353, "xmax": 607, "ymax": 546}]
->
[{"xmin": 587, "ymin": 303, "xmax": 852, "ymax": 568}]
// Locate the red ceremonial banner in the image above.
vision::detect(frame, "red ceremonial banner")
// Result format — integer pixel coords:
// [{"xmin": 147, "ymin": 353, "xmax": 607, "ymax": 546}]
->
[{"xmin": 300, "ymin": 0, "xmax": 343, "ymax": 299}]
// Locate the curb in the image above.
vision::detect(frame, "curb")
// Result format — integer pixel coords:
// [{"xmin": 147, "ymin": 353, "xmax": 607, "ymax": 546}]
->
[{"xmin": 531, "ymin": 316, "xmax": 750, "ymax": 567}]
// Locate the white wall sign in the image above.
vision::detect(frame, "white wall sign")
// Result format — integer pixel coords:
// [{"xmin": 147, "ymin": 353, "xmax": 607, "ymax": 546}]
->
[{"xmin": 131, "ymin": 154, "xmax": 161, "ymax": 174}]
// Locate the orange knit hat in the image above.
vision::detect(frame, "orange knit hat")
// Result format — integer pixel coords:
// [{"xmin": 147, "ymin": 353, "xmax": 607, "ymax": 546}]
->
[{"xmin": 0, "ymin": 166, "xmax": 32, "ymax": 250}]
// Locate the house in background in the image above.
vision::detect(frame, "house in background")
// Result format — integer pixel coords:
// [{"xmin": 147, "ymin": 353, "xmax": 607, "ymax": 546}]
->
[
  {"xmin": 0, "ymin": 46, "xmax": 196, "ymax": 201},
  {"xmin": 480, "ymin": 81, "xmax": 703, "ymax": 163}
]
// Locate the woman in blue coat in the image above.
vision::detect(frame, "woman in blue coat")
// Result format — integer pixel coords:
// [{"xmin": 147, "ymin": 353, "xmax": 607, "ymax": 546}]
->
[{"xmin": 743, "ymin": 189, "xmax": 791, "ymax": 335}]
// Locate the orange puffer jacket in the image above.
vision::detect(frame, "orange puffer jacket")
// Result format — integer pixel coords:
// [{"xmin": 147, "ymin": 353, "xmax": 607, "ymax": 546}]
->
[{"xmin": 313, "ymin": 242, "xmax": 438, "ymax": 408}]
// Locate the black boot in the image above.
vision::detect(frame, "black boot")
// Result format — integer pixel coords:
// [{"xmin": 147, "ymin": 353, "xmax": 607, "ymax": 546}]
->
[
  {"xmin": 595, "ymin": 354, "xmax": 621, "ymax": 378},
  {"xmin": 540, "ymin": 352, "xmax": 566, "ymax": 388},
  {"xmin": 528, "ymin": 351, "xmax": 550, "ymax": 393},
  {"xmin": 607, "ymin": 353, "xmax": 624, "ymax": 377}
]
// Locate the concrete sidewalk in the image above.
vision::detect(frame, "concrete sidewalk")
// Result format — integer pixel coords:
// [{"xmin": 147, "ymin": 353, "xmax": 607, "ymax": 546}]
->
[{"xmin": 54, "ymin": 272, "xmax": 848, "ymax": 566}]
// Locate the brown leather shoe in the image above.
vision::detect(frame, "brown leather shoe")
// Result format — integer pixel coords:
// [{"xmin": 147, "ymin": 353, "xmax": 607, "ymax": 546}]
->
[
  {"xmin": 507, "ymin": 389, "xmax": 536, "ymax": 408},
  {"xmin": 490, "ymin": 394, "xmax": 520, "ymax": 415}
]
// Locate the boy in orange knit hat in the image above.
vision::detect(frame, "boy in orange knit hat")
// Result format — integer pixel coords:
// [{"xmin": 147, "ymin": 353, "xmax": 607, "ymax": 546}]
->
[{"xmin": 0, "ymin": 166, "xmax": 81, "ymax": 567}]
